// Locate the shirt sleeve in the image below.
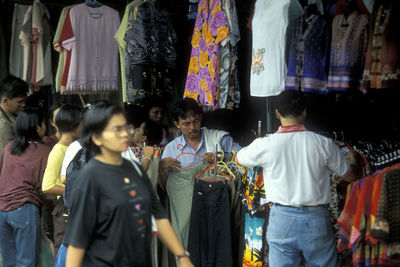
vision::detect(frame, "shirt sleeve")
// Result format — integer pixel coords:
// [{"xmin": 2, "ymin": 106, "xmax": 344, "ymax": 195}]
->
[
  {"xmin": 60, "ymin": 9, "xmax": 74, "ymax": 51},
  {"xmin": 160, "ymin": 141, "xmax": 176, "ymax": 159},
  {"xmin": 42, "ymin": 145, "xmax": 66, "ymax": 191},
  {"xmin": 220, "ymin": 135, "xmax": 241, "ymax": 152},
  {"xmin": 236, "ymin": 137, "xmax": 267, "ymax": 167},
  {"xmin": 63, "ymin": 172, "xmax": 97, "ymax": 249},
  {"xmin": 0, "ymin": 120, "xmax": 13, "ymax": 156},
  {"xmin": 327, "ymin": 140, "xmax": 350, "ymax": 177}
]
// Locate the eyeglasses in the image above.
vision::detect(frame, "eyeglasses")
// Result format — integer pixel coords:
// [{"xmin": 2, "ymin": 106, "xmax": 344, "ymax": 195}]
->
[{"xmin": 106, "ymin": 124, "xmax": 135, "ymax": 137}]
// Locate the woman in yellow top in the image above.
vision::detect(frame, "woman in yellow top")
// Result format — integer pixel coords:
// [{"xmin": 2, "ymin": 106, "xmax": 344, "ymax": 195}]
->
[{"xmin": 42, "ymin": 103, "xmax": 82, "ymax": 254}]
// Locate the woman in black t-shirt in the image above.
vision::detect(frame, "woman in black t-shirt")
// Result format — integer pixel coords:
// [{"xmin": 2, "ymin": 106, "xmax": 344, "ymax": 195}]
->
[{"xmin": 63, "ymin": 103, "xmax": 193, "ymax": 267}]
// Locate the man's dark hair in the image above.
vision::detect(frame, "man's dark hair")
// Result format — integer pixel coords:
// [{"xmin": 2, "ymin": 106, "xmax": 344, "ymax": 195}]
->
[
  {"xmin": 81, "ymin": 103, "xmax": 124, "ymax": 154},
  {"xmin": 276, "ymin": 90, "xmax": 306, "ymax": 117},
  {"xmin": 0, "ymin": 75, "xmax": 29, "ymax": 99},
  {"xmin": 55, "ymin": 104, "xmax": 83, "ymax": 133},
  {"xmin": 144, "ymin": 119, "xmax": 163, "ymax": 146},
  {"xmin": 172, "ymin": 98, "xmax": 202, "ymax": 122},
  {"xmin": 11, "ymin": 108, "xmax": 45, "ymax": 156}
]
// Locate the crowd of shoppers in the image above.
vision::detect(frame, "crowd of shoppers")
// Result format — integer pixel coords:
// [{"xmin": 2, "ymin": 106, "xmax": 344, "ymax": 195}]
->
[{"xmin": 0, "ymin": 76, "xmax": 359, "ymax": 267}]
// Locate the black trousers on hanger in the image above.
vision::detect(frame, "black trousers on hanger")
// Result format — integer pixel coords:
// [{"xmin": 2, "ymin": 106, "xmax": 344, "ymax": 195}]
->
[{"xmin": 188, "ymin": 179, "xmax": 232, "ymax": 267}]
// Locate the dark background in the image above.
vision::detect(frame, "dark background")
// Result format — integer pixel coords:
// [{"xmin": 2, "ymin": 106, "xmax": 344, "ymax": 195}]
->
[{"xmin": 1, "ymin": 0, "xmax": 399, "ymax": 146}]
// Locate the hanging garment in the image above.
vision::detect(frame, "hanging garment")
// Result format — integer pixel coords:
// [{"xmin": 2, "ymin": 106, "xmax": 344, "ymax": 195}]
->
[
  {"xmin": 124, "ymin": 1, "xmax": 177, "ymax": 104},
  {"xmin": 218, "ymin": 0, "xmax": 240, "ymax": 109},
  {"xmin": 53, "ymin": 6, "xmax": 73, "ymax": 93},
  {"xmin": 114, "ymin": 0, "xmax": 143, "ymax": 102},
  {"xmin": 19, "ymin": 6, "xmax": 33, "ymax": 83},
  {"xmin": 371, "ymin": 169, "xmax": 400, "ymax": 260},
  {"xmin": 243, "ymin": 213, "xmax": 266, "ymax": 267},
  {"xmin": 9, "ymin": 4, "xmax": 30, "ymax": 80},
  {"xmin": 362, "ymin": 1, "xmax": 400, "ymax": 91},
  {"xmin": 250, "ymin": 0, "xmax": 290, "ymax": 97},
  {"xmin": 61, "ymin": 3, "xmax": 120, "ymax": 93},
  {"xmin": 240, "ymin": 167, "xmax": 269, "ymax": 267},
  {"xmin": 166, "ymin": 164, "xmax": 205, "ymax": 250},
  {"xmin": 327, "ymin": 11, "xmax": 368, "ymax": 91},
  {"xmin": 31, "ymin": 1, "xmax": 53, "ymax": 88},
  {"xmin": 188, "ymin": 179, "xmax": 232, "ymax": 267},
  {"xmin": 0, "ymin": 20, "xmax": 7, "ymax": 81},
  {"xmin": 285, "ymin": 14, "xmax": 331, "ymax": 94},
  {"xmin": 184, "ymin": 0, "xmax": 230, "ymax": 108}
]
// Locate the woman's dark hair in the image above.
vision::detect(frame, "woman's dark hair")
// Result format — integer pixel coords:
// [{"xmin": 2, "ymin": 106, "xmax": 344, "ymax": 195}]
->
[
  {"xmin": 124, "ymin": 104, "xmax": 147, "ymax": 129},
  {"xmin": 143, "ymin": 96, "xmax": 165, "ymax": 116},
  {"xmin": 276, "ymin": 90, "xmax": 306, "ymax": 117},
  {"xmin": 172, "ymin": 98, "xmax": 202, "ymax": 122},
  {"xmin": 11, "ymin": 108, "xmax": 45, "ymax": 156},
  {"xmin": 144, "ymin": 119, "xmax": 163, "ymax": 146},
  {"xmin": 81, "ymin": 103, "xmax": 124, "ymax": 154},
  {"xmin": 55, "ymin": 104, "xmax": 83, "ymax": 133},
  {"xmin": 49, "ymin": 103, "xmax": 63, "ymax": 124}
]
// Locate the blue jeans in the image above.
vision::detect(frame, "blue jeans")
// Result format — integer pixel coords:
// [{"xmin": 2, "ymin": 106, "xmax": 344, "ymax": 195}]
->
[
  {"xmin": 267, "ymin": 204, "xmax": 339, "ymax": 267},
  {"xmin": 0, "ymin": 203, "xmax": 41, "ymax": 267}
]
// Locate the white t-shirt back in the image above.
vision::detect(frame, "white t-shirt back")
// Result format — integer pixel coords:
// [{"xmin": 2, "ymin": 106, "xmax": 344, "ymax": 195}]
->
[{"xmin": 237, "ymin": 126, "xmax": 350, "ymax": 207}]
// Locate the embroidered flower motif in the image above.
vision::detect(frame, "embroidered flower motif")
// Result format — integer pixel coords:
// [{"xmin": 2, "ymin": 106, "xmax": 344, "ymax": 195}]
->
[
  {"xmin": 215, "ymin": 26, "xmax": 228, "ymax": 43},
  {"xmin": 212, "ymin": 2, "xmax": 221, "ymax": 16},
  {"xmin": 199, "ymin": 50, "xmax": 209, "ymax": 68},
  {"xmin": 191, "ymin": 28, "xmax": 201, "ymax": 48},
  {"xmin": 200, "ymin": 79, "xmax": 208, "ymax": 92},
  {"xmin": 184, "ymin": 90, "xmax": 199, "ymax": 100},
  {"xmin": 252, "ymin": 48, "xmax": 266, "ymax": 75},
  {"xmin": 135, "ymin": 204, "xmax": 141, "ymax": 211},
  {"xmin": 188, "ymin": 57, "xmax": 199, "ymax": 74},
  {"xmin": 130, "ymin": 190, "xmax": 136, "ymax": 197},
  {"xmin": 206, "ymin": 28, "xmax": 214, "ymax": 47},
  {"xmin": 186, "ymin": 74, "xmax": 200, "ymax": 92}
]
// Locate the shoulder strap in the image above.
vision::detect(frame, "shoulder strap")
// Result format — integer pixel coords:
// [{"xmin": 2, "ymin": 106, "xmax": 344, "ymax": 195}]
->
[{"xmin": 129, "ymin": 159, "xmax": 143, "ymax": 176}]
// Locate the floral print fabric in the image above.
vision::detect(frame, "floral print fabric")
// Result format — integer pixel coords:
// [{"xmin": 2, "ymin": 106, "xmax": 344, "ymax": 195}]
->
[{"xmin": 184, "ymin": 0, "xmax": 229, "ymax": 109}]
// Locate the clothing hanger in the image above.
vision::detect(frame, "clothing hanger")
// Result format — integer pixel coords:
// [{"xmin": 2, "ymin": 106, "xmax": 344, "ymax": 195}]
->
[{"xmin": 85, "ymin": 0, "xmax": 103, "ymax": 8}]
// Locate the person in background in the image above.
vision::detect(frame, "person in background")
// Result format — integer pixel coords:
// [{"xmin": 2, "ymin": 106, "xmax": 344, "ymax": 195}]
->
[
  {"xmin": 144, "ymin": 96, "xmax": 176, "ymax": 147},
  {"xmin": 0, "ymin": 75, "xmax": 28, "ymax": 156},
  {"xmin": 42, "ymin": 103, "xmax": 82, "ymax": 255},
  {"xmin": 160, "ymin": 98, "xmax": 241, "ymax": 187},
  {"xmin": 0, "ymin": 108, "xmax": 51, "ymax": 267},
  {"xmin": 44, "ymin": 103, "xmax": 62, "ymax": 147},
  {"xmin": 124, "ymin": 104, "xmax": 161, "ymax": 171},
  {"xmin": 236, "ymin": 90, "xmax": 360, "ymax": 266},
  {"xmin": 63, "ymin": 103, "xmax": 193, "ymax": 267}
]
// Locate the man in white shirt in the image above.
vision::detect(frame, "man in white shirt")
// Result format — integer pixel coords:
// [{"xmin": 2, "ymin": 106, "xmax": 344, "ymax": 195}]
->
[{"xmin": 236, "ymin": 90, "xmax": 358, "ymax": 266}]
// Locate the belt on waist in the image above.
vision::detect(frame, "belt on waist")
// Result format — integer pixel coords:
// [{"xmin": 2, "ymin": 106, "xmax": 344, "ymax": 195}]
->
[{"xmin": 270, "ymin": 202, "xmax": 328, "ymax": 210}]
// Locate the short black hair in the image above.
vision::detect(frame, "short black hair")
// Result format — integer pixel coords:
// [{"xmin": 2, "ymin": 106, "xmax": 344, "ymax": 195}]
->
[
  {"xmin": 144, "ymin": 119, "xmax": 163, "ymax": 146},
  {"xmin": 55, "ymin": 104, "xmax": 83, "ymax": 133},
  {"xmin": 124, "ymin": 104, "xmax": 147, "ymax": 129},
  {"xmin": 172, "ymin": 98, "xmax": 202, "ymax": 122},
  {"xmin": 11, "ymin": 108, "xmax": 45, "ymax": 156},
  {"xmin": 81, "ymin": 103, "xmax": 124, "ymax": 154},
  {"xmin": 0, "ymin": 75, "xmax": 29, "ymax": 100},
  {"xmin": 276, "ymin": 90, "xmax": 306, "ymax": 117}
]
